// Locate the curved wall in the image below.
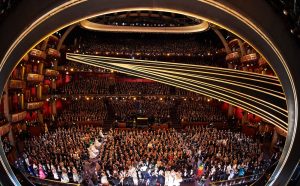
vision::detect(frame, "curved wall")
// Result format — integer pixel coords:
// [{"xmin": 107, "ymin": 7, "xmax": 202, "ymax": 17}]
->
[{"xmin": 0, "ymin": 0, "xmax": 299, "ymax": 185}]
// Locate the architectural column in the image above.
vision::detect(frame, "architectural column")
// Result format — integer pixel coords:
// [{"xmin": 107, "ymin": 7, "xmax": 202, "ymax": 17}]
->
[
  {"xmin": 3, "ymin": 84, "xmax": 14, "ymax": 146},
  {"xmin": 18, "ymin": 93, "xmax": 24, "ymax": 110},
  {"xmin": 37, "ymin": 84, "xmax": 43, "ymax": 100},
  {"xmin": 215, "ymin": 30, "xmax": 235, "ymax": 118},
  {"xmin": 20, "ymin": 66, "xmax": 26, "ymax": 80},
  {"xmin": 242, "ymin": 110, "xmax": 248, "ymax": 125},
  {"xmin": 237, "ymin": 39, "xmax": 246, "ymax": 56},
  {"xmin": 40, "ymin": 37, "xmax": 49, "ymax": 51},
  {"xmin": 212, "ymin": 28, "xmax": 231, "ymax": 53},
  {"xmin": 51, "ymin": 79, "xmax": 56, "ymax": 90},
  {"xmin": 3, "ymin": 84, "xmax": 10, "ymax": 121},
  {"xmin": 38, "ymin": 62, "xmax": 44, "ymax": 75},
  {"xmin": 57, "ymin": 25, "xmax": 76, "ymax": 51},
  {"xmin": 51, "ymin": 100, "xmax": 57, "ymax": 115}
]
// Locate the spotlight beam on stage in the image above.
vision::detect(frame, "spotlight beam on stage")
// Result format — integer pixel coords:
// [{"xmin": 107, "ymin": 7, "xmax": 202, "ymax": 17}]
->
[{"xmin": 66, "ymin": 53, "xmax": 287, "ymax": 130}]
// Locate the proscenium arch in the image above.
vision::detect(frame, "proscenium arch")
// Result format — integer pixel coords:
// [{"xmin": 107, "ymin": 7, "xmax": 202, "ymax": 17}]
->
[{"xmin": 0, "ymin": 0, "xmax": 299, "ymax": 185}]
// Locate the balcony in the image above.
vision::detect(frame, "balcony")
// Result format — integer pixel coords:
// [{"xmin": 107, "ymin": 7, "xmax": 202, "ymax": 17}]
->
[
  {"xmin": 225, "ymin": 51, "xmax": 240, "ymax": 62},
  {"xmin": 29, "ymin": 49, "xmax": 46, "ymax": 60},
  {"xmin": 26, "ymin": 101, "xmax": 44, "ymax": 110},
  {"xmin": 47, "ymin": 48, "xmax": 61, "ymax": 58},
  {"xmin": 241, "ymin": 53, "xmax": 258, "ymax": 64},
  {"xmin": 44, "ymin": 69, "xmax": 59, "ymax": 77},
  {"xmin": 0, "ymin": 123, "xmax": 11, "ymax": 136},
  {"xmin": 9, "ymin": 80, "xmax": 26, "ymax": 89},
  {"xmin": 11, "ymin": 111, "xmax": 27, "ymax": 123},
  {"xmin": 26, "ymin": 73, "xmax": 44, "ymax": 82}
]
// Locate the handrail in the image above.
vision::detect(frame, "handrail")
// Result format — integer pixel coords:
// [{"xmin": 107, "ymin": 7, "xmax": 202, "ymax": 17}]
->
[
  {"xmin": 209, "ymin": 161, "xmax": 279, "ymax": 186},
  {"xmin": 9, "ymin": 164, "xmax": 34, "ymax": 186},
  {"xmin": 11, "ymin": 163, "xmax": 80, "ymax": 186},
  {"xmin": 209, "ymin": 174, "xmax": 257, "ymax": 186},
  {"xmin": 251, "ymin": 160, "xmax": 279, "ymax": 186},
  {"xmin": 27, "ymin": 175, "xmax": 80, "ymax": 186}
]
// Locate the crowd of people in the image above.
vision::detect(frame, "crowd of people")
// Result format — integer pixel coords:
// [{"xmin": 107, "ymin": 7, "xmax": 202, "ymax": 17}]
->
[
  {"xmin": 60, "ymin": 77, "xmax": 172, "ymax": 96},
  {"xmin": 114, "ymin": 82, "xmax": 170, "ymax": 95},
  {"xmin": 59, "ymin": 76, "xmax": 214, "ymax": 96},
  {"xmin": 56, "ymin": 98, "xmax": 107, "ymax": 125},
  {"xmin": 174, "ymin": 88, "xmax": 200, "ymax": 97},
  {"xmin": 177, "ymin": 98, "xmax": 226, "ymax": 123},
  {"xmin": 110, "ymin": 97, "xmax": 174, "ymax": 123},
  {"xmin": 66, "ymin": 32, "xmax": 226, "ymax": 67},
  {"xmin": 90, "ymin": 11, "xmax": 202, "ymax": 27},
  {"xmin": 15, "ymin": 126, "xmax": 275, "ymax": 185},
  {"xmin": 54, "ymin": 94, "xmax": 226, "ymax": 126},
  {"xmin": 62, "ymin": 61, "xmax": 111, "ymax": 73},
  {"xmin": 61, "ymin": 77, "xmax": 110, "ymax": 95}
]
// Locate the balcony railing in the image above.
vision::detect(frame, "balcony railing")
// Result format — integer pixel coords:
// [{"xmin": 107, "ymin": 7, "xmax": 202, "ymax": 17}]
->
[
  {"xmin": 26, "ymin": 73, "xmax": 44, "ymax": 82},
  {"xmin": 29, "ymin": 49, "xmax": 46, "ymax": 59},
  {"xmin": 27, "ymin": 175, "xmax": 80, "ymax": 186},
  {"xmin": 47, "ymin": 48, "xmax": 61, "ymax": 58},
  {"xmin": 45, "ymin": 69, "xmax": 59, "ymax": 77},
  {"xmin": 9, "ymin": 80, "xmax": 26, "ymax": 89},
  {"xmin": 26, "ymin": 101, "xmax": 43, "ymax": 110},
  {"xmin": 209, "ymin": 175, "xmax": 258, "ymax": 186},
  {"xmin": 225, "ymin": 52, "xmax": 240, "ymax": 62},
  {"xmin": 241, "ymin": 53, "xmax": 258, "ymax": 64},
  {"xmin": 11, "ymin": 111, "xmax": 27, "ymax": 123}
]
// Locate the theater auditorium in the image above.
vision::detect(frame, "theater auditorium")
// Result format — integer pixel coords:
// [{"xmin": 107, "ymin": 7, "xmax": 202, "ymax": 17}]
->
[{"xmin": 0, "ymin": 1, "xmax": 300, "ymax": 186}]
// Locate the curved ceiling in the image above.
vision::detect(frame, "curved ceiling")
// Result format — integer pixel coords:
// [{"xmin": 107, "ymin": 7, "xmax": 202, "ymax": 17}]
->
[
  {"xmin": 80, "ymin": 19, "xmax": 210, "ymax": 33},
  {"xmin": 80, "ymin": 10, "xmax": 210, "ymax": 33},
  {"xmin": 0, "ymin": 0, "xmax": 299, "ymax": 185},
  {"xmin": 88, "ymin": 10, "xmax": 203, "ymax": 26}
]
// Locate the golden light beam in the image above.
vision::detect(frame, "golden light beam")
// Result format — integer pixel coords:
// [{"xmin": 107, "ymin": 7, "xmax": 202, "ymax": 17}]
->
[{"xmin": 66, "ymin": 53, "xmax": 287, "ymax": 130}]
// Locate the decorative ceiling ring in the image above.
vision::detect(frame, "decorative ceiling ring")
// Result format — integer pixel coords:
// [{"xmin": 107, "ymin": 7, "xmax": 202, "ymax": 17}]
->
[
  {"xmin": 0, "ymin": 1, "xmax": 299, "ymax": 185},
  {"xmin": 80, "ymin": 9, "xmax": 210, "ymax": 33}
]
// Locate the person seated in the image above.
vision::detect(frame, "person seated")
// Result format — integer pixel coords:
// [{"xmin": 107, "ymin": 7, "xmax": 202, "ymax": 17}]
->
[
  {"xmin": 72, "ymin": 167, "xmax": 80, "ymax": 183},
  {"xmin": 51, "ymin": 164, "xmax": 59, "ymax": 180},
  {"xmin": 61, "ymin": 167, "xmax": 70, "ymax": 183},
  {"xmin": 157, "ymin": 170, "xmax": 165, "ymax": 186},
  {"xmin": 38, "ymin": 164, "xmax": 46, "ymax": 179}
]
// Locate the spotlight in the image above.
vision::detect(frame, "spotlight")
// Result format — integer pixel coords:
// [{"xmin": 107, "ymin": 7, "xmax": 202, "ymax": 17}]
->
[{"xmin": 283, "ymin": 9, "xmax": 288, "ymax": 16}]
